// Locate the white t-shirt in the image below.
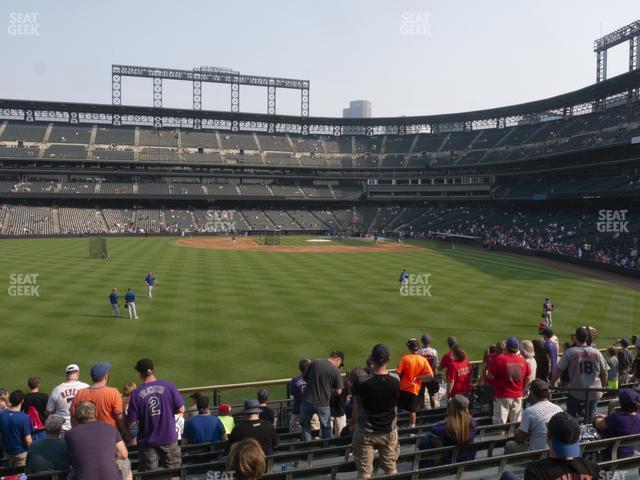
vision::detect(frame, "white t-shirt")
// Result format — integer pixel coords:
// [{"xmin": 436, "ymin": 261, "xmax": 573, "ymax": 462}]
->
[
  {"xmin": 519, "ymin": 400, "xmax": 563, "ymax": 451},
  {"xmin": 46, "ymin": 380, "xmax": 89, "ymax": 429}
]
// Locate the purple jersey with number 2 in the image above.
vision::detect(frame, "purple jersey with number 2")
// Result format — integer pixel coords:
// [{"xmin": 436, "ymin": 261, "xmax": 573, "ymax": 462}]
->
[{"xmin": 127, "ymin": 379, "xmax": 184, "ymax": 447}]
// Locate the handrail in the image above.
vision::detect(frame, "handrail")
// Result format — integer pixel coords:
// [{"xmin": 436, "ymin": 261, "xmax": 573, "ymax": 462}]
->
[{"xmin": 177, "ymin": 345, "xmax": 635, "ymax": 404}]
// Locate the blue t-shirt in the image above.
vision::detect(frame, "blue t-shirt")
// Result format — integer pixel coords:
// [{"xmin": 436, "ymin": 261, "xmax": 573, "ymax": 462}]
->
[
  {"xmin": 145, "ymin": 275, "xmax": 155, "ymax": 286},
  {"xmin": 183, "ymin": 415, "xmax": 225, "ymax": 444},
  {"xmin": 290, "ymin": 374, "xmax": 306, "ymax": 415},
  {"xmin": 0, "ymin": 410, "xmax": 33, "ymax": 455},
  {"xmin": 109, "ymin": 292, "xmax": 118, "ymax": 304},
  {"xmin": 125, "ymin": 292, "xmax": 135, "ymax": 303}
]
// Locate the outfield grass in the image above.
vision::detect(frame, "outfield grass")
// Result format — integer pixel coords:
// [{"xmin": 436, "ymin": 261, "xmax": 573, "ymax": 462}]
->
[{"xmin": 1, "ymin": 235, "xmax": 638, "ymax": 402}]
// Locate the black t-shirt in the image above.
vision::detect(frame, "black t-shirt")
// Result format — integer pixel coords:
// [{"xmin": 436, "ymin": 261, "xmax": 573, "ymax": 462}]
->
[
  {"xmin": 330, "ymin": 383, "xmax": 350, "ymax": 417},
  {"xmin": 351, "ymin": 372, "xmax": 400, "ymax": 433},
  {"xmin": 22, "ymin": 392, "xmax": 48, "ymax": 427},
  {"xmin": 302, "ymin": 359, "xmax": 344, "ymax": 407},
  {"xmin": 524, "ymin": 457, "xmax": 601, "ymax": 480},
  {"xmin": 259, "ymin": 406, "xmax": 275, "ymax": 424},
  {"xmin": 227, "ymin": 419, "xmax": 278, "ymax": 455}
]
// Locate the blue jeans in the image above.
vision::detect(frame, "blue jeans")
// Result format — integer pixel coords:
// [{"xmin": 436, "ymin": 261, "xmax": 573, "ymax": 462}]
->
[
  {"xmin": 299, "ymin": 402, "xmax": 332, "ymax": 442},
  {"xmin": 566, "ymin": 394, "xmax": 598, "ymax": 424}
]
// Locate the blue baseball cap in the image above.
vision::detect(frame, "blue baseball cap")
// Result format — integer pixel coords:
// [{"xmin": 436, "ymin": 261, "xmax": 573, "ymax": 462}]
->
[
  {"xmin": 506, "ymin": 337, "xmax": 520, "ymax": 349},
  {"xmin": 90, "ymin": 362, "xmax": 112, "ymax": 381},
  {"xmin": 548, "ymin": 412, "xmax": 581, "ymax": 458}
]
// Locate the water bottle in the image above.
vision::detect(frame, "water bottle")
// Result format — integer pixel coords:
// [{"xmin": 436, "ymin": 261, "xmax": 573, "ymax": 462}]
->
[{"xmin": 281, "ymin": 463, "xmax": 289, "ymax": 472}]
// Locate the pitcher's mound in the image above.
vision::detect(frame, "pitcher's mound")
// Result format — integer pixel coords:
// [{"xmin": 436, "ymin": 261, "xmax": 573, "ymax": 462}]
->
[{"xmin": 176, "ymin": 236, "xmax": 420, "ymax": 253}]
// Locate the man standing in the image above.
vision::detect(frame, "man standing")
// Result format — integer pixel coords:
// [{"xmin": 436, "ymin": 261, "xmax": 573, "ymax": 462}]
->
[
  {"xmin": 487, "ymin": 337, "xmax": 531, "ymax": 424},
  {"xmin": 541, "ymin": 328, "xmax": 559, "ymax": 378},
  {"xmin": 227, "ymin": 399, "xmax": 278, "ymax": 455},
  {"xmin": 617, "ymin": 338, "xmax": 633, "ymax": 385},
  {"xmin": 124, "ymin": 288, "xmax": 139, "ymax": 320},
  {"xmin": 109, "ymin": 288, "xmax": 120, "ymax": 317},
  {"xmin": 351, "ymin": 344, "xmax": 401, "ymax": 479},
  {"xmin": 551, "ymin": 327, "xmax": 608, "ymax": 424},
  {"xmin": 542, "ymin": 298, "xmax": 554, "ymax": 327},
  {"xmin": 65, "ymin": 401, "xmax": 128, "ymax": 480},
  {"xmin": 70, "ymin": 362, "xmax": 129, "ymax": 441},
  {"xmin": 145, "ymin": 272, "xmax": 158, "ymax": 300},
  {"xmin": 300, "ymin": 351, "xmax": 344, "ymax": 441},
  {"xmin": 438, "ymin": 336, "xmax": 458, "ymax": 374},
  {"xmin": 399, "ymin": 269, "xmax": 409, "ymax": 292},
  {"xmin": 289, "ymin": 358, "xmax": 310, "ymax": 433},
  {"xmin": 127, "ymin": 358, "xmax": 185, "ymax": 472},
  {"xmin": 504, "ymin": 380, "xmax": 563, "ymax": 454},
  {"xmin": 183, "ymin": 396, "xmax": 227, "ymax": 445},
  {"xmin": 396, "ymin": 339, "xmax": 433, "ymax": 428},
  {"xmin": 46, "ymin": 364, "xmax": 89, "ymax": 431},
  {"xmin": 418, "ymin": 334, "xmax": 439, "ymax": 409},
  {"xmin": 22, "ymin": 376, "xmax": 48, "ymax": 441},
  {"xmin": 0, "ymin": 390, "xmax": 33, "ymax": 467}
]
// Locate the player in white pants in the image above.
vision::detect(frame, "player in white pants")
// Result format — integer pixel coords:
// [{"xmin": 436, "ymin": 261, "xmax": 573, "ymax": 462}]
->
[
  {"xmin": 144, "ymin": 272, "xmax": 158, "ymax": 300},
  {"xmin": 125, "ymin": 288, "xmax": 139, "ymax": 319}
]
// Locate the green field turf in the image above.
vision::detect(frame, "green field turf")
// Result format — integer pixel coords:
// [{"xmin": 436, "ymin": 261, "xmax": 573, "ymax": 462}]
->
[{"xmin": 1, "ymin": 235, "xmax": 638, "ymax": 402}]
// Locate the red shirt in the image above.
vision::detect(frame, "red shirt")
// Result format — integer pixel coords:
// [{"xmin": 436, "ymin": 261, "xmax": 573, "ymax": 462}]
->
[
  {"xmin": 487, "ymin": 353, "xmax": 531, "ymax": 398},
  {"xmin": 440, "ymin": 351, "xmax": 453, "ymax": 372},
  {"xmin": 447, "ymin": 358, "xmax": 472, "ymax": 396}
]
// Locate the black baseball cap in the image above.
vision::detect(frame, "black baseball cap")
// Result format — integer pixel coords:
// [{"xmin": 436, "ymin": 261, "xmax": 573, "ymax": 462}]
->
[
  {"xmin": 547, "ymin": 412, "xmax": 580, "ymax": 458},
  {"xmin": 407, "ymin": 338, "xmax": 420, "ymax": 351},
  {"xmin": 330, "ymin": 351, "xmax": 345, "ymax": 368},
  {"xmin": 134, "ymin": 358, "xmax": 154, "ymax": 374},
  {"xmin": 196, "ymin": 395, "xmax": 210, "ymax": 411},
  {"xmin": 370, "ymin": 344, "xmax": 390, "ymax": 365}
]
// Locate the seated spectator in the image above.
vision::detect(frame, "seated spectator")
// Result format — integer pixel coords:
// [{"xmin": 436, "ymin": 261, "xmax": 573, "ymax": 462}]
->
[
  {"xmin": 26, "ymin": 415, "xmax": 70, "ymax": 474},
  {"xmin": 0, "ymin": 390, "xmax": 33, "ymax": 467},
  {"xmin": 420, "ymin": 394, "xmax": 476, "ymax": 466},
  {"xmin": 65, "ymin": 401, "xmax": 129, "ymax": 480},
  {"xmin": 227, "ymin": 399, "xmax": 277, "ymax": 455},
  {"xmin": 257, "ymin": 389, "xmax": 275, "ymax": 425},
  {"xmin": 183, "ymin": 395, "xmax": 227, "ymax": 445},
  {"xmin": 505, "ymin": 380, "xmax": 563, "ymax": 453},
  {"xmin": 21, "ymin": 376, "xmax": 48, "ymax": 442},
  {"xmin": 594, "ymin": 389, "xmax": 640, "ymax": 459},
  {"xmin": 218, "ymin": 403, "xmax": 235, "ymax": 435},
  {"xmin": 504, "ymin": 412, "xmax": 601, "ymax": 480},
  {"xmin": 225, "ymin": 438, "xmax": 266, "ymax": 480}
]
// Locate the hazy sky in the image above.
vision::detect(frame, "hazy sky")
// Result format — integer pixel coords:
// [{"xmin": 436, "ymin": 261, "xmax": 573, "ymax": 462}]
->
[{"xmin": 0, "ymin": 1, "xmax": 638, "ymax": 118}]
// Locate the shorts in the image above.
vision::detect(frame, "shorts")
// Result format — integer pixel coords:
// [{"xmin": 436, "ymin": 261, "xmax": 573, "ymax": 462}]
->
[
  {"xmin": 352, "ymin": 427, "xmax": 399, "ymax": 475},
  {"xmin": 138, "ymin": 442, "xmax": 181, "ymax": 471},
  {"xmin": 397, "ymin": 390, "xmax": 419, "ymax": 413}
]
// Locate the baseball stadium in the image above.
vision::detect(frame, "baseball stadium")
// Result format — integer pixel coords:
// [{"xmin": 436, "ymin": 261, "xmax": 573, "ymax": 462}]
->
[{"xmin": 1, "ymin": 4, "xmax": 640, "ymax": 480}]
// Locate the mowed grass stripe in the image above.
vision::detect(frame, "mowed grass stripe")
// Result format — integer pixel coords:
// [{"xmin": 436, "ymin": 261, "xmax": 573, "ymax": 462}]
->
[{"xmin": 1, "ymin": 237, "xmax": 638, "ymax": 400}]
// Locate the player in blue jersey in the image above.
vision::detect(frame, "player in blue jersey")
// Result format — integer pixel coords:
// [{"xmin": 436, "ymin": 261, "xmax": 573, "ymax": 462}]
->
[
  {"xmin": 125, "ymin": 288, "xmax": 139, "ymax": 319},
  {"xmin": 144, "ymin": 272, "xmax": 159, "ymax": 301},
  {"xmin": 109, "ymin": 288, "xmax": 120, "ymax": 317},
  {"xmin": 399, "ymin": 269, "xmax": 409, "ymax": 292}
]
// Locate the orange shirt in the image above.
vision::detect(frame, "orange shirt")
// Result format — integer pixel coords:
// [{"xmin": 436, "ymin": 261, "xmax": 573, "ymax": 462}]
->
[
  {"xmin": 70, "ymin": 385, "xmax": 123, "ymax": 428},
  {"xmin": 397, "ymin": 353, "xmax": 433, "ymax": 395}
]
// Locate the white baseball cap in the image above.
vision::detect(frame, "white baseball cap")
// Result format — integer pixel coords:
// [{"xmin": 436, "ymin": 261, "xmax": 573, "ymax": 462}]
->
[{"xmin": 65, "ymin": 364, "xmax": 80, "ymax": 373}]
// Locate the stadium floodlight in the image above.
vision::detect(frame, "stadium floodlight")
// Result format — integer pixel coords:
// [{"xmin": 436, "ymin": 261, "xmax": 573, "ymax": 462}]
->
[{"xmin": 593, "ymin": 20, "xmax": 640, "ymax": 83}]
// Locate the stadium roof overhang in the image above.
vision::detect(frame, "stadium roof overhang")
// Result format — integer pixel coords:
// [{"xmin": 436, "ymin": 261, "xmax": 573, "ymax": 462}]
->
[{"xmin": 1, "ymin": 69, "xmax": 639, "ymax": 135}]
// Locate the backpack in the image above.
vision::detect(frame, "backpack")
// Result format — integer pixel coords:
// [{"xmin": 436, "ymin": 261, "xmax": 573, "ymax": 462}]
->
[{"xmin": 27, "ymin": 405, "xmax": 45, "ymax": 431}]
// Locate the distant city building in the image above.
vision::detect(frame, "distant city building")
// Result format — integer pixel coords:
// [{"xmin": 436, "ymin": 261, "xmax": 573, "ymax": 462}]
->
[{"xmin": 342, "ymin": 100, "xmax": 372, "ymax": 118}]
